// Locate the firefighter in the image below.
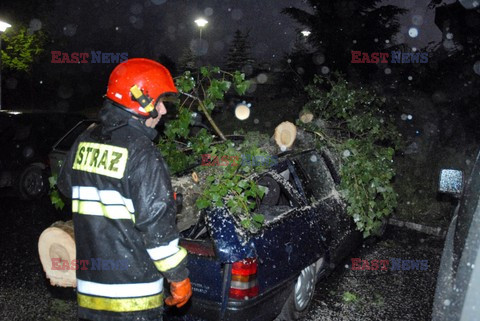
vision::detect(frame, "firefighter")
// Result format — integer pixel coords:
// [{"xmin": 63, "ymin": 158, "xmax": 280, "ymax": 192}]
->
[{"xmin": 57, "ymin": 58, "xmax": 192, "ymax": 321}]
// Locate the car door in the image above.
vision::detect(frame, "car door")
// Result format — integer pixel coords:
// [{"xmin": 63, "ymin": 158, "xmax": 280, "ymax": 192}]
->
[
  {"xmin": 248, "ymin": 163, "xmax": 327, "ymax": 294},
  {"xmin": 290, "ymin": 149, "xmax": 360, "ymax": 266}
]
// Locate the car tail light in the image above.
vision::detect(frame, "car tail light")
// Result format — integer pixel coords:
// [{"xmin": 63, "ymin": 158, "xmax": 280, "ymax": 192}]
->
[{"xmin": 229, "ymin": 258, "xmax": 259, "ymax": 300}]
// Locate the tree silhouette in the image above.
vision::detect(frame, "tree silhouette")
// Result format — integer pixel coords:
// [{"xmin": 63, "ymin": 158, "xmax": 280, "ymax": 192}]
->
[
  {"xmin": 224, "ymin": 29, "xmax": 255, "ymax": 75},
  {"xmin": 178, "ymin": 47, "xmax": 197, "ymax": 74},
  {"xmin": 282, "ymin": 0, "xmax": 406, "ymax": 81}
]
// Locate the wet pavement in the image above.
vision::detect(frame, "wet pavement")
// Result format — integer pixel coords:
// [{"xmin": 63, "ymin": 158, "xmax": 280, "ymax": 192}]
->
[
  {"xmin": 0, "ymin": 194, "xmax": 444, "ymax": 321},
  {"xmin": 304, "ymin": 226, "xmax": 443, "ymax": 321}
]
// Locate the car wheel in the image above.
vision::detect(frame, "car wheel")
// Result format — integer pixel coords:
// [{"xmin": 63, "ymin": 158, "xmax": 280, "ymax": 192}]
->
[
  {"xmin": 275, "ymin": 262, "xmax": 317, "ymax": 321},
  {"xmin": 17, "ymin": 164, "xmax": 48, "ymax": 200}
]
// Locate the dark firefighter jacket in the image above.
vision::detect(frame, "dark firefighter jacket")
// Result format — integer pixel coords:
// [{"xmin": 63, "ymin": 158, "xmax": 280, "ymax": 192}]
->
[{"xmin": 58, "ymin": 102, "xmax": 188, "ymax": 321}]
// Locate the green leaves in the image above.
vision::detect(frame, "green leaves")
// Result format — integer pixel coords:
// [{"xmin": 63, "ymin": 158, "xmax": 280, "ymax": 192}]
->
[
  {"xmin": 48, "ymin": 175, "xmax": 65, "ymax": 210},
  {"xmin": 160, "ymin": 66, "xmax": 264, "ymax": 231},
  {"xmin": 207, "ymin": 79, "xmax": 231, "ymax": 100},
  {"xmin": 189, "ymin": 133, "xmax": 271, "ymax": 232},
  {"xmin": 175, "ymin": 71, "xmax": 196, "ymax": 93},
  {"xmin": 342, "ymin": 291, "xmax": 358, "ymax": 303},
  {"xmin": 1, "ymin": 26, "xmax": 46, "ymax": 72},
  {"xmin": 300, "ymin": 73, "xmax": 399, "ymax": 238},
  {"xmin": 233, "ymin": 71, "xmax": 250, "ymax": 95}
]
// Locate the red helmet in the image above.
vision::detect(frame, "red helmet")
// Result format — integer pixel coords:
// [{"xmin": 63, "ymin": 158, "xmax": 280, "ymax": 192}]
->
[{"xmin": 106, "ymin": 58, "xmax": 178, "ymax": 118}]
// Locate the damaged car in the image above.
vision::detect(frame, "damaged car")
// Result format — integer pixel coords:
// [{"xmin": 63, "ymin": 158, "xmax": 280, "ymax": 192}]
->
[{"xmin": 167, "ymin": 148, "xmax": 361, "ymax": 321}]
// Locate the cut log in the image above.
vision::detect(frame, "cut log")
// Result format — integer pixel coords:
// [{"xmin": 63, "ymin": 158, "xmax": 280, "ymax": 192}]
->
[
  {"xmin": 299, "ymin": 110, "xmax": 314, "ymax": 124},
  {"xmin": 38, "ymin": 220, "xmax": 77, "ymax": 287},
  {"xmin": 274, "ymin": 121, "xmax": 297, "ymax": 150}
]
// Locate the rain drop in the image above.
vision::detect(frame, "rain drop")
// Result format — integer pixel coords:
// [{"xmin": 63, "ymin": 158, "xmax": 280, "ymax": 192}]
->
[
  {"xmin": 444, "ymin": 299, "xmax": 451, "ymax": 306},
  {"xmin": 443, "ymin": 39, "xmax": 456, "ymax": 50},
  {"xmin": 204, "ymin": 7, "xmax": 214, "ymax": 16},
  {"xmin": 321, "ymin": 66, "xmax": 330, "ymax": 74},
  {"xmin": 408, "ymin": 76, "xmax": 413, "ymax": 81},
  {"xmin": 253, "ymin": 118, "xmax": 259, "ymax": 124},
  {"xmin": 384, "ymin": 68, "xmax": 392, "ymax": 75},
  {"xmin": 446, "ymin": 33, "xmax": 453, "ymax": 40},
  {"xmin": 412, "ymin": 15, "xmax": 424, "ymax": 26},
  {"xmin": 29, "ymin": 19, "xmax": 42, "ymax": 31},
  {"xmin": 408, "ymin": 27, "xmax": 419, "ymax": 38},
  {"xmin": 63, "ymin": 24, "xmax": 77, "ymax": 37},
  {"xmin": 256, "ymin": 73, "xmax": 268, "ymax": 84},
  {"xmin": 313, "ymin": 53, "xmax": 325, "ymax": 65},
  {"xmin": 231, "ymin": 8, "xmax": 243, "ymax": 20},
  {"xmin": 473, "ymin": 61, "xmax": 480, "ymax": 76},
  {"xmin": 130, "ymin": 3, "xmax": 143, "ymax": 15}
]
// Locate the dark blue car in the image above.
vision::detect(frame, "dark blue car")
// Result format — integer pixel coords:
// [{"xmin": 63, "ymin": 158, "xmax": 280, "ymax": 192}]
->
[{"xmin": 171, "ymin": 149, "xmax": 361, "ymax": 321}]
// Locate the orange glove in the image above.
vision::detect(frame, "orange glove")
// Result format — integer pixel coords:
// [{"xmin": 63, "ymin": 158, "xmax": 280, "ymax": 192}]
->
[{"xmin": 165, "ymin": 278, "xmax": 192, "ymax": 308}]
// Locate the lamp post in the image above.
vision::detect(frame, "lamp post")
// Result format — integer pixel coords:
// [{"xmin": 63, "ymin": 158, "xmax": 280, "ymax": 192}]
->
[
  {"xmin": 194, "ymin": 18, "xmax": 208, "ymax": 56},
  {"xmin": 0, "ymin": 20, "xmax": 12, "ymax": 110},
  {"xmin": 194, "ymin": 18, "xmax": 208, "ymax": 42}
]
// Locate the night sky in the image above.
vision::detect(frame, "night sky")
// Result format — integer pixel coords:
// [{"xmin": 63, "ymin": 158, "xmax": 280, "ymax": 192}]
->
[
  {"xmin": 0, "ymin": 0, "xmax": 448, "ymax": 64},
  {"xmin": 0, "ymin": 0, "xmax": 460, "ymax": 111}
]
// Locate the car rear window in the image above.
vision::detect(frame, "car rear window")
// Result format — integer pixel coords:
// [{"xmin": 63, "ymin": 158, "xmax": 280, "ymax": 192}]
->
[
  {"xmin": 55, "ymin": 120, "xmax": 97, "ymax": 151},
  {"xmin": 292, "ymin": 151, "xmax": 335, "ymax": 201}
]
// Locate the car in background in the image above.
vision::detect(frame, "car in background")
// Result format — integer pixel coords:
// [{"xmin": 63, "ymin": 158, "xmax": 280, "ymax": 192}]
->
[
  {"xmin": 432, "ymin": 153, "xmax": 480, "ymax": 321},
  {"xmin": 0, "ymin": 110, "xmax": 85, "ymax": 199},
  {"xmin": 48, "ymin": 119, "xmax": 97, "ymax": 177}
]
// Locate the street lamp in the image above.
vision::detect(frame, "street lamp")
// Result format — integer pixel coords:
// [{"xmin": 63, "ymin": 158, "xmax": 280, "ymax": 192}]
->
[
  {"xmin": 194, "ymin": 18, "xmax": 208, "ymax": 42},
  {"xmin": 301, "ymin": 30, "xmax": 311, "ymax": 37},
  {"xmin": 0, "ymin": 20, "xmax": 12, "ymax": 110}
]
